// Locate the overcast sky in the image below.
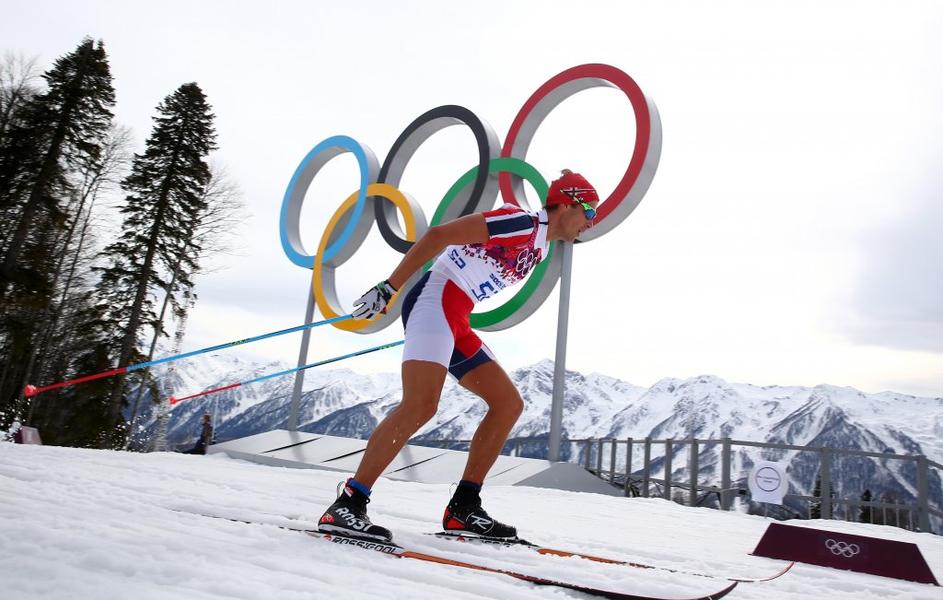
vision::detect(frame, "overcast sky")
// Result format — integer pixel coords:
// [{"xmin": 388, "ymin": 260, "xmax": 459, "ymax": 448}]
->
[{"xmin": 3, "ymin": 0, "xmax": 942, "ymax": 397}]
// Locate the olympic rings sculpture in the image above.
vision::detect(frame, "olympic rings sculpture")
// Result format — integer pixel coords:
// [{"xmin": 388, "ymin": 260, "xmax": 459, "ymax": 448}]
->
[{"xmin": 279, "ymin": 63, "xmax": 662, "ymax": 334}]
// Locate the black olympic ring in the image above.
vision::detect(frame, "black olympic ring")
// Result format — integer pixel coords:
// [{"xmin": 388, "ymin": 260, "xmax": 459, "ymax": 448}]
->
[{"xmin": 375, "ymin": 105, "xmax": 500, "ymax": 253}]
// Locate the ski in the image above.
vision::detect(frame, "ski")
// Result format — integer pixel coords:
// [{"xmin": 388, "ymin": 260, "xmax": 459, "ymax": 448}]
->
[
  {"xmin": 173, "ymin": 509, "xmax": 739, "ymax": 600},
  {"xmin": 429, "ymin": 531, "xmax": 794, "ymax": 583},
  {"xmin": 307, "ymin": 530, "xmax": 738, "ymax": 600}
]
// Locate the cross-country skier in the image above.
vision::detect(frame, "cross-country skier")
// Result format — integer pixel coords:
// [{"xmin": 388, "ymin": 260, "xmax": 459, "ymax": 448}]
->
[{"xmin": 318, "ymin": 169, "xmax": 599, "ymax": 542}]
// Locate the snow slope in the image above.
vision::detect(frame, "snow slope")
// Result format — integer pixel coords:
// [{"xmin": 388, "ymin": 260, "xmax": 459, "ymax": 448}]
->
[{"xmin": 2, "ymin": 443, "xmax": 941, "ymax": 600}]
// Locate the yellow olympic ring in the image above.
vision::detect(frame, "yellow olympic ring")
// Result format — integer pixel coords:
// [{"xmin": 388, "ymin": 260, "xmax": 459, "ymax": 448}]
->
[{"xmin": 312, "ymin": 183, "xmax": 428, "ymax": 333}]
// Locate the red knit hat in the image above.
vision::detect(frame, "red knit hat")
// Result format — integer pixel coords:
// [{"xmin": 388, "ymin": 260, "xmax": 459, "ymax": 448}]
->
[{"xmin": 545, "ymin": 169, "xmax": 599, "ymax": 207}]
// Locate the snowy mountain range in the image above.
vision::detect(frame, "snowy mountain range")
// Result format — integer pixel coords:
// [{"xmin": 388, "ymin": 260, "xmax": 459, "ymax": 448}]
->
[{"xmin": 134, "ymin": 354, "xmax": 943, "ymax": 515}]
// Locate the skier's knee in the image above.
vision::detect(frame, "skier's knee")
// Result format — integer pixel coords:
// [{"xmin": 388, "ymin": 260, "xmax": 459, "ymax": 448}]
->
[
  {"xmin": 489, "ymin": 393, "xmax": 523, "ymax": 422},
  {"xmin": 403, "ymin": 396, "xmax": 439, "ymax": 425},
  {"xmin": 507, "ymin": 395, "xmax": 524, "ymax": 420}
]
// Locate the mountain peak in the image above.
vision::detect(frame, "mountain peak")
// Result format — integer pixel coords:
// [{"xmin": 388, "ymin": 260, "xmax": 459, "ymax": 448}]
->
[
  {"xmin": 529, "ymin": 358, "xmax": 556, "ymax": 372},
  {"xmin": 809, "ymin": 383, "xmax": 868, "ymax": 403},
  {"xmin": 659, "ymin": 374, "xmax": 733, "ymax": 393},
  {"xmin": 140, "ymin": 353, "xmax": 943, "ymax": 471}
]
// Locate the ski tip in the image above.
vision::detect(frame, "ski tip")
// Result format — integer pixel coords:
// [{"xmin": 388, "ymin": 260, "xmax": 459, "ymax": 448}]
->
[
  {"xmin": 730, "ymin": 560, "xmax": 795, "ymax": 583},
  {"xmin": 767, "ymin": 560, "xmax": 796, "ymax": 579}
]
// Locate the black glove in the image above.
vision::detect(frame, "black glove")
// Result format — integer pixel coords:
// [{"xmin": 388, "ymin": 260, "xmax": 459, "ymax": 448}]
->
[{"xmin": 351, "ymin": 280, "xmax": 397, "ymax": 320}]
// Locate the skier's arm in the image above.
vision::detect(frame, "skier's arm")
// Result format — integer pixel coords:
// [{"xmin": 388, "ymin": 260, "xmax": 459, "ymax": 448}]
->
[
  {"xmin": 387, "ymin": 213, "xmax": 487, "ymax": 290},
  {"xmin": 350, "ymin": 214, "xmax": 487, "ymax": 320}
]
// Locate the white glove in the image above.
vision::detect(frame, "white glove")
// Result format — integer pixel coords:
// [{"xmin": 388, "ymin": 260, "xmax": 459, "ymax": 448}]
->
[{"xmin": 351, "ymin": 280, "xmax": 397, "ymax": 320}]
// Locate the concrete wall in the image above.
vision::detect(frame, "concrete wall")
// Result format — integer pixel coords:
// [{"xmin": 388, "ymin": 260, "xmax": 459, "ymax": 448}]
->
[{"xmin": 209, "ymin": 430, "xmax": 622, "ymax": 496}]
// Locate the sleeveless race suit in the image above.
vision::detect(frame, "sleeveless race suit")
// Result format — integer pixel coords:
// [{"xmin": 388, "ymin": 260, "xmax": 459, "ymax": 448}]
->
[{"xmin": 401, "ymin": 204, "xmax": 550, "ymax": 379}]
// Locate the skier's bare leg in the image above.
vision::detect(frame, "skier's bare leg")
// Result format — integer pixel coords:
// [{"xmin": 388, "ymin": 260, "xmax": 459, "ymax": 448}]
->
[
  {"xmin": 457, "ymin": 361, "xmax": 524, "ymax": 484},
  {"xmin": 352, "ymin": 359, "xmax": 448, "ymax": 489}
]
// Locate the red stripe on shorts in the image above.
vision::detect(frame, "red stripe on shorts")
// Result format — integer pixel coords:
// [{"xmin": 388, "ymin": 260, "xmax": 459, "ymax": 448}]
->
[{"xmin": 441, "ymin": 279, "xmax": 481, "ymax": 359}]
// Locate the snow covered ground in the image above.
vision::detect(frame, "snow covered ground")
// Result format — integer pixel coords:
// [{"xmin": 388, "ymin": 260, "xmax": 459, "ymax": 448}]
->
[{"xmin": 1, "ymin": 442, "xmax": 941, "ymax": 600}]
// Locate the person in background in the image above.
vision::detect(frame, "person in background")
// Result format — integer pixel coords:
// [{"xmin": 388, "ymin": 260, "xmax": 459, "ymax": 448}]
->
[{"xmin": 185, "ymin": 414, "xmax": 213, "ymax": 455}]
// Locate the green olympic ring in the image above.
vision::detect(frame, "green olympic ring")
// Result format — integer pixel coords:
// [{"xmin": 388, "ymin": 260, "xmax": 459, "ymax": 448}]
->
[{"xmin": 429, "ymin": 157, "xmax": 553, "ymax": 331}]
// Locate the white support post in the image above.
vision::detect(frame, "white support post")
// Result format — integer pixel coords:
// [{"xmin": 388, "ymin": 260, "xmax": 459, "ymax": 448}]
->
[
  {"xmin": 288, "ymin": 286, "xmax": 316, "ymax": 431},
  {"xmin": 548, "ymin": 242, "xmax": 573, "ymax": 462}
]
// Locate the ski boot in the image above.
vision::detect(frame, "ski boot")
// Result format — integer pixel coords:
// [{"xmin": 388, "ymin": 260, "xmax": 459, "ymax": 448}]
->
[
  {"xmin": 442, "ymin": 499, "xmax": 518, "ymax": 540},
  {"xmin": 318, "ymin": 480, "xmax": 392, "ymax": 542}
]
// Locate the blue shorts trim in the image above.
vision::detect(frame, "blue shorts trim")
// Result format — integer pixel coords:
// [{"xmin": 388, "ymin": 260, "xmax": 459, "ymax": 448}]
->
[{"xmin": 448, "ymin": 346, "xmax": 493, "ymax": 380}]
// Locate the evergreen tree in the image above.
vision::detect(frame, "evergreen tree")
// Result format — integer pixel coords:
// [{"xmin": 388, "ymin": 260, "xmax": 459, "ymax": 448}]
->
[
  {"xmin": 0, "ymin": 39, "xmax": 114, "ymax": 431},
  {"xmin": 31, "ymin": 290, "xmax": 115, "ymax": 447},
  {"xmin": 0, "ymin": 53, "xmax": 39, "ymax": 130},
  {"xmin": 0, "ymin": 52, "xmax": 40, "ymax": 226},
  {"xmin": 0, "ymin": 38, "xmax": 114, "ymax": 294},
  {"xmin": 95, "ymin": 82, "xmax": 217, "ymax": 444}
]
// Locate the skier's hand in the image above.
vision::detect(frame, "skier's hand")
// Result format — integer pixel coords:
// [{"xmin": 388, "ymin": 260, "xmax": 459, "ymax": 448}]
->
[{"xmin": 351, "ymin": 280, "xmax": 398, "ymax": 320}]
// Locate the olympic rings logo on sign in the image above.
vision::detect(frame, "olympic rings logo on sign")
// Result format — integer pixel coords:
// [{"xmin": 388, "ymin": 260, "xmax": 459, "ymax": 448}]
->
[
  {"xmin": 754, "ymin": 466, "xmax": 783, "ymax": 492},
  {"xmin": 825, "ymin": 539, "xmax": 861, "ymax": 558},
  {"xmin": 278, "ymin": 64, "xmax": 662, "ymax": 335}
]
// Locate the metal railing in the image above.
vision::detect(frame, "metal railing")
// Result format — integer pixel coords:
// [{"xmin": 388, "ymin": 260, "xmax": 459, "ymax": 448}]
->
[{"xmin": 415, "ymin": 436, "xmax": 942, "ymax": 534}]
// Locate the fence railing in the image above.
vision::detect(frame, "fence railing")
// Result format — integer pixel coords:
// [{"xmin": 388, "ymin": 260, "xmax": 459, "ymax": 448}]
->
[{"xmin": 415, "ymin": 436, "xmax": 942, "ymax": 535}]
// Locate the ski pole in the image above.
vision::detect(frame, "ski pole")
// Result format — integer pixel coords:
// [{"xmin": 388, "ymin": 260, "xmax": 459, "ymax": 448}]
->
[
  {"xmin": 23, "ymin": 314, "xmax": 354, "ymax": 398},
  {"xmin": 170, "ymin": 339, "xmax": 404, "ymax": 405}
]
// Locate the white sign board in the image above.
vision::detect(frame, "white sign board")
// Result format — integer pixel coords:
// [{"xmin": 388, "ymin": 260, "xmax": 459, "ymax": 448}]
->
[{"xmin": 748, "ymin": 461, "xmax": 787, "ymax": 505}]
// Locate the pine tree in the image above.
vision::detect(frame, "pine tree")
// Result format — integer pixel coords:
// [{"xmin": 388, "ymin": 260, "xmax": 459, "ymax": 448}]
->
[
  {"xmin": 35, "ymin": 290, "xmax": 116, "ymax": 447},
  {"xmin": 19, "ymin": 127, "xmax": 132, "ymax": 445},
  {"xmin": 0, "ymin": 39, "xmax": 114, "ymax": 431},
  {"xmin": 0, "ymin": 53, "xmax": 39, "ymax": 131},
  {"xmin": 0, "ymin": 38, "xmax": 114, "ymax": 294},
  {"xmin": 0, "ymin": 52, "xmax": 40, "ymax": 232},
  {"xmin": 95, "ymin": 82, "xmax": 217, "ymax": 444}
]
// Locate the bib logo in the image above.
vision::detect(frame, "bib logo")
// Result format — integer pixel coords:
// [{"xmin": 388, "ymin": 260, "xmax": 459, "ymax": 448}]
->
[{"xmin": 515, "ymin": 250, "xmax": 538, "ymax": 275}]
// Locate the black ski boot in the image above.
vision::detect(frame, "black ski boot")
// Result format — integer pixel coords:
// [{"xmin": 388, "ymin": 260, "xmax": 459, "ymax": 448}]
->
[
  {"xmin": 442, "ymin": 499, "xmax": 518, "ymax": 539},
  {"xmin": 318, "ymin": 480, "xmax": 392, "ymax": 542}
]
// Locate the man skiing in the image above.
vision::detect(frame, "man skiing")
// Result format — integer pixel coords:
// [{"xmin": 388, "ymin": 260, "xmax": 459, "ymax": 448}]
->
[{"xmin": 318, "ymin": 170, "xmax": 599, "ymax": 542}]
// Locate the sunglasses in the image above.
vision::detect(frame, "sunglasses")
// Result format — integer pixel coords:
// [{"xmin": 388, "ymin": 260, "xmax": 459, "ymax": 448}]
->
[{"xmin": 575, "ymin": 199, "xmax": 597, "ymax": 220}]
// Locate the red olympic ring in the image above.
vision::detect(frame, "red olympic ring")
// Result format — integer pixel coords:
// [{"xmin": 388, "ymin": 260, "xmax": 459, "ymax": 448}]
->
[{"xmin": 500, "ymin": 63, "xmax": 662, "ymax": 242}]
